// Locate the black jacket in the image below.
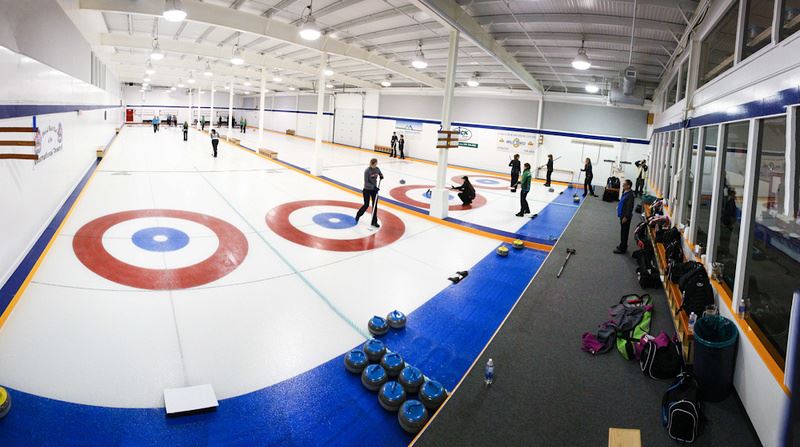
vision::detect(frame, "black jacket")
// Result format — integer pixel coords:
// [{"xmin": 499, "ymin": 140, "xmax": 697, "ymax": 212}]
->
[
  {"xmin": 581, "ymin": 162, "xmax": 593, "ymax": 178},
  {"xmin": 454, "ymin": 179, "xmax": 476, "ymax": 200},
  {"xmin": 620, "ymin": 191, "xmax": 635, "ymax": 220},
  {"xmin": 546, "ymin": 159, "xmax": 553, "ymax": 172},
  {"xmin": 509, "ymin": 159, "xmax": 521, "ymax": 174}
]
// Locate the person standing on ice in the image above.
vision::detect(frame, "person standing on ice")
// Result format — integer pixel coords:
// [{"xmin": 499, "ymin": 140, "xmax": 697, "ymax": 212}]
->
[
  {"xmin": 210, "ymin": 129, "xmax": 219, "ymax": 158},
  {"xmin": 182, "ymin": 121, "xmax": 189, "ymax": 141},
  {"xmin": 509, "ymin": 154, "xmax": 521, "ymax": 192},
  {"xmin": 390, "ymin": 132, "xmax": 398, "ymax": 158},
  {"xmin": 355, "ymin": 158, "xmax": 384, "ymax": 228}
]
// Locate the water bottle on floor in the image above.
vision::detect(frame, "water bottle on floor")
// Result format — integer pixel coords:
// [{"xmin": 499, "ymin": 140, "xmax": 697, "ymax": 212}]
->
[{"xmin": 484, "ymin": 358, "xmax": 494, "ymax": 386}]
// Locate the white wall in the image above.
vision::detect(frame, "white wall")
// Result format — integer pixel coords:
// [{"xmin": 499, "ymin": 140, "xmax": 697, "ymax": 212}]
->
[
  {"xmin": 123, "ymin": 85, "xmax": 243, "ymax": 125},
  {"xmin": 0, "ymin": 45, "xmax": 121, "ymax": 287}
]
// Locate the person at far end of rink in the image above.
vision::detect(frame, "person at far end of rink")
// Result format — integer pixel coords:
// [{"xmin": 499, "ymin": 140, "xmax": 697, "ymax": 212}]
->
[
  {"xmin": 451, "ymin": 176, "xmax": 476, "ymax": 206},
  {"xmin": 355, "ymin": 158, "xmax": 384, "ymax": 228}
]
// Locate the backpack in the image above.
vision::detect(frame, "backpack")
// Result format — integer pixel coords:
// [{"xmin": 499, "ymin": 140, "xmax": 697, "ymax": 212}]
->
[
  {"xmin": 668, "ymin": 261, "xmax": 702, "ymax": 283},
  {"xmin": 581, "ymin": 321, "xmax": 616, "ymax": 355},
  {"xmin": 639, "ymin": 332, "xmax": 683, "ymax": 380},
  {"xmin": 677, "ymin": 264, "xmax": 714, "ymax": 317},
  {"xmin": 611, "ymin": 294, "xmax": 653, "ymax": 360},
  {"xmin": 664, "ymin": 239, "xmax": 684, "ymax": 264},
  {"xmin": 658, "ymin": 226, "xmax": 681, "ymax": 245},
  {"xmin": 633, "ymin": 248, "xmax": 661, "ymax": 289},
  {"xmin": 634, "ymin": 220, "xmax": 649, "ymax": 249},
  {"xmin": 662, "ymin": 373, "xmax": 702, "ymax": 443},
  {"xmin": 607, "ymin": 176, "xmax": 621, "ymax": 189}
]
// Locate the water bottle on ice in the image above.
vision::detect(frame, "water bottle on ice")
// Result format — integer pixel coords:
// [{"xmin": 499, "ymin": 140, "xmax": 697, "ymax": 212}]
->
[{"xmin": 484, "ymin": 358, "xmax": 494, "ymax": 386}]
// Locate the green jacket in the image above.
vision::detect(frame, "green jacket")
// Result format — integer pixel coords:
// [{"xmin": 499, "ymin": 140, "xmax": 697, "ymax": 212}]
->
[{"xmin": 520, "ymin": 170, "xmax": 532, "ymax": 192}]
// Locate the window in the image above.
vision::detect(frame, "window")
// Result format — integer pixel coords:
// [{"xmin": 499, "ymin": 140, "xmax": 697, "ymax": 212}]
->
[
  {"xmin": 714, "ymin": 121, "xmax": 749, "ymax": 292},
  {"xmin": 744, "ymin": 115, "xmax": 797, "ymax": 365},
  {"xmin": 699, "ymin": 1, "xmax": 740, "ymax": 87},
  {"xmin": 780, "ymin": 0, "xmax": 800, "ymax": 40},
  {"xmin": 696, "ymin": 126, "xmax": 719, "ymax": 248},
  {"xmin": 665, "ymin": 76, "xmax": 678, "ymax": 109},
  {"xmin": 683, "ymin": 129, "xmax": 700, "ymax": 225},
  {"xmin": 678, "ymin": 62, "xmax": 689, "ymax": 102},
  {"xmin": 743, "ymin": 0, "xmax": 776, "ymax": 59}
]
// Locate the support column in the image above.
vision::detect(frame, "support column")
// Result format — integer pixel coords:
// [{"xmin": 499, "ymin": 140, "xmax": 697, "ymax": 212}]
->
[
  {"xmin": 311, "ymin": 52, "xmax": 328, "ymax": 176},
  {"xmin": 258, "ymin": 68, "xmax": 267, "ymax": 150},
  {"xmin": 688, "ymin": 127, "xmax": 706, "ymax": 244},
  {"xmin": 786, "ymin": 106, "xmax": 797, "ymax": 216},
  {"xmin": 227, "ymin": 79, "xmax": 234, "ymax": 140},
  {"xmin": 430, "ymin": 29, "xmax": 460, "ymax": 220},
  {"xmin": 210, "ymin": 80, "xmax": 215, "ymax": 131},
  {"xmin": 189, "ymin": 88, "xmax": 193, "ymax": 127},
  {"xmin": 732, "ymin": 119, "xmax": 762, "ymax": 308},
  {"xmin": 706, "ymin": 124, "xmax": 727, "ymax": 269}
]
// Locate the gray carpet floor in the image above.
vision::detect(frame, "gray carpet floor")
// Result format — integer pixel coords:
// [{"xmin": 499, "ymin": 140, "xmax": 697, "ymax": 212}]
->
[{"xmin": 415, "ymin": 188, "xmax": 761, "ymax": 447}]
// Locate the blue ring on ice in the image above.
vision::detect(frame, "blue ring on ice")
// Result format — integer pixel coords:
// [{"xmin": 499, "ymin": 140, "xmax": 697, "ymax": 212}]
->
[
  {"xmin": 131, "ymin": 227, "xmax": 190, "ymax": 252},
  {"xmin": 475, "ymin": 178, "xmax": 500, "ymax": 185},
  {"xmin": 312, "ymin": 212, "xmax": 357, "ymax": 229}
]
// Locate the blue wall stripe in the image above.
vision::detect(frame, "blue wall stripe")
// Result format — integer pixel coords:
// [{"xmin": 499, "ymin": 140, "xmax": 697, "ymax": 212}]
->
[
  {"xmin": 125, "ymin": 105, "xmax": 334, "ymax": 116},
  {"xmin": 654, "ymin": 85, "xmax": 800, "ymax": 134},
  {"xmin": 0, "ymin": 104, "xmax": 120, "ymax": 120}
]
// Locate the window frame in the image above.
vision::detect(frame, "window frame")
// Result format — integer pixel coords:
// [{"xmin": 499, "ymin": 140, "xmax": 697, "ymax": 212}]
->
[{"xmin": 696, "ymin": 0, "xmax": 743, "ymax": 89}]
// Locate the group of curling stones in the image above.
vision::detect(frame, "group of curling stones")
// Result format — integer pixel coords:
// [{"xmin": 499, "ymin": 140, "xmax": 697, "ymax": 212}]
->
[
  {"xmin": 344, "ymin": 310, "xmax": 448, "ymax": 434},
  {"xmin": 496, "ymin": 238, "xmax": 526, "ymax": 257}
]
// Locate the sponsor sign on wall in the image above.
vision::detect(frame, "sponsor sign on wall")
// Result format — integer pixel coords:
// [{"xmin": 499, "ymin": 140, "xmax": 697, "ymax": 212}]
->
[
  {"xmin": 395, "ymin": 119, "xmax": 422, "ymax": 133},
  {"xmin": 34, "ymin": 122, "xmax": 64, "ymax": 165},
  {"xmin": 497, "ymin": 131, "xmax": 537, "ymax": 154}
]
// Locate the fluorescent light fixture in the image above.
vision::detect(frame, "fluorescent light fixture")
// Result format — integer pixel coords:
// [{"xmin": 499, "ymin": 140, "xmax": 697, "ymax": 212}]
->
[
  {"xmin": 177, "ymin": 78, "xmax": 185, "ymax": 88},
  {"xmin": 585, "ymin": 83, "xmax": 599, "ymax": 93},
  {"xmin": 143, "ymin": 76, "xmax": 151, "ymax": 83},
  {"xmin": 163, "ymin": 0, "xmax": 187, "ymax": 22},
  {"xmin": 187, "ymin": 73, "xmax": 196, "ymax": 84},
  {"xmin": 381, "ymin": 79, "xmax": 392, "ymax": 87},
  {"xmin": 199, "ymin": 90, "xmax": 205, "ymax": 95},
  {"xmin": 467, "ymin": 73, "xmax": 480, "ymax": 87},
  {"xmin": 273, "ymin": 76, "xmax": 282, "ymax": 82},
  {"xmin": 571, "ymin": 41, "xmax": 591, "ymax": 70},
  {"xmin": 412, "ymin": 41, "xmax": 427, "ymax": 69},
  {"xmin": 288, "ymin": 86, "xmax": 296, "ymax": 91},
  {"xmin": 203, "ymin": 63, "xmax": 213, "ymax": 77},
  {"xmin": 325, "ymin": 83, "xmax": 333, "ymax": 89},
  {"xmin": 244, "ymin": 91, "xmax": 251, "ymax": 94},
  {"xmin": 230, "ymin": 45, "xmax": 244, "ymax": 65},
  {"xmin": 244, "ymin": 78, "xmax": 252, "ymax": 86},
  {"xmin": 323, "ymin": 68, "xmax": 334, "ymax": 76},
  {"xmin": 171, "ymin": 85, "xmax": 176, "ymax": 91},
  {"xmin": 139, "ymin": 88, "xmax": 145, "ymax": 92},
  {"xmin": 145, "ymin": 61, "xmax": 155, "ymax": 75},
  {"xmin": 150, "ymin": 39, "xmax": 165, "ymax": 60}
]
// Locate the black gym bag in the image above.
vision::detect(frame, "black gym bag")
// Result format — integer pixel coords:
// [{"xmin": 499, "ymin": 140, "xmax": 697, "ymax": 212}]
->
[
  {"xmin": 676, "ymin": 264, "xmax": 714, "ymax": 316},
  {"xmin": 640, "ymin": 333, "xmax": 683, "ymax": 380},
  {"xmin": 662, "ymin": 373, "xmax": 702, "ymax": 443},
  {"xmin": 632, "ymin": 248, "xmax": 661, "ymax": 289}
]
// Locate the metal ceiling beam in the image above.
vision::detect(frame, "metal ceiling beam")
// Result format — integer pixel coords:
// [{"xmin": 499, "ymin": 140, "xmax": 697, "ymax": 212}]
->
[
  {"xmin": 489, "ymin": 32, "xmax": 676, "ymax": 48},
  {"xmin": 455, "ymin": 0, "xmax": 697, "ymax": 9},
  {"xmin": 99, "ymin": 33, "xmax": 377, "ymax": 88},
  {"xmin": 474, "ymin": 13, "xmax": 686, "ymax": 34},
  {"xmin": 262, "ymin": 0, "xmax": 301, "ymax": 18},
  {"xmin": 80, "ymin": 0, "xmax": 443, "ymax": 88},
  {"xmin": 411, "ymin": 0, "xmax": 543, "ymax": 93}
]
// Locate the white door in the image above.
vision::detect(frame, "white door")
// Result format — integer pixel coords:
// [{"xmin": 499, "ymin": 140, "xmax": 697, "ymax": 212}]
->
[{"xmin": 333, "ymin": 93, "xmax": 363, "ymax": 147}]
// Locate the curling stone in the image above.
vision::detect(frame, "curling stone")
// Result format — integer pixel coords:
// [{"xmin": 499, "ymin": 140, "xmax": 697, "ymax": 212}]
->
[
  {"xmin": 496, "ymin": 245, "xmax": 509, "ymax": 257},
  {"xmin": 398, "ymin": 400, "xmax": 429, "ymax": 434},
  {"xmin": 363, "ymin": 338, "xmax": 387, "ymax": 363},
  {"xmin": 344, "ymin": 349, "xmax": 369, "ymax": 374},
  {"xmin": 399, "ymin": 179, "xmax": 406, "ymax": 184},
  {"xmin": 378, "ymin": 381, "xmax": 407, "ymax": 411},
  {"xmin": 386, "ymin": 310, "xmax": 407, "ymax": 329},
  {"xmin": 549, "ymin": 187, "xmax": 555, "ymax": 192},
  {"xmin": 398, "ymin": 365, "xmax": 425, "ymax": 394},
  {"xmin": 0, "ymin": 387, "xmax": 10, "ymax": 420},
  {"xmin": 419, "ymin": 379, "xmax": 448, "ymax": 410},
  {"xmin": 368, "ymin": 315, "xmax": 390, "ymax": 336},
  {"xmin": 381, "ymin": 352, "xmax": 405, "ymax": 377},
  {"xmin": 512, "ymin": 239, "xmax": 524, "ymax": 249},
  {"xmin": 361, "ymin": 364, "xmax": 388, "ymax": 391}
]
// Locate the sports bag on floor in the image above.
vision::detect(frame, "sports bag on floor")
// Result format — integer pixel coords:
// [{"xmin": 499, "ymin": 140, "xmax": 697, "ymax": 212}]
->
[
  {"xmin": 634, "ymin": 220, "xmax": 649, "ymax": 249},
  {"xmin": 662, "ymin": 373, "xmax": 701, "ymax": 443},
  {"xmin": 677, "ymin": 264, "xmax": 714, "ymax": 316},
  {"xmin": 607, "ymin": 176, "xmax": 621, "ymax": 189},
  {"xmin": 611, "ymin": 294, "xmax": 653, "ymax": 360},
  {"xmin": 633, "ymin": 248, "xmax": 661, "ymax": 289},
  {"xmin": 639, "ymin": 332, "xmax": 683, "ymax": 380}
]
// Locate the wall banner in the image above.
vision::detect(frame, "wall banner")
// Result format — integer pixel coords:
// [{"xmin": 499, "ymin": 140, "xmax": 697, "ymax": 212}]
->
[
  {"xmin": 395, "ymin": 119, "xmax": 422, "ymax": 133},
  {"xmin": 497, "ymin": 131, "xmax": 536, "ymax": 154}
]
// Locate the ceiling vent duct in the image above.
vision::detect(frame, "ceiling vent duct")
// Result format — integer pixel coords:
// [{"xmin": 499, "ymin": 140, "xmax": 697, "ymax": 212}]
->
[{"xmin": 622, "ymin": 65, "xmax": 637, "ymax": 96}]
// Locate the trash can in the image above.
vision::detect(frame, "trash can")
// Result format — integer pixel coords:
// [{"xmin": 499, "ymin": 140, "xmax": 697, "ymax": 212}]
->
[{"xmin": 693, "ymin": 315, "xmax": 739, "ymax": 402}]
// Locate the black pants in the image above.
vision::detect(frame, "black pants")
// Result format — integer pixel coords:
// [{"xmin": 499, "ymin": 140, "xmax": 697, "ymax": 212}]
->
[
  {"xmin": 519, "ymin": 190, "xmax": 530, "ymax": 214},
  {"xmin": 458, "ymin": 192, "xmax": 473, "ymax": 206},
  {"xmin": 635, "ymin": 177, "xmax": 645, "ymax": 196},
  {"xmin": 212, "ymin": 140, "xmax": 219, "ymax": 157},
  {"xmin": 399, "ymin": 147, "xmax": 404, "ymax": 159},
  {"xmin": 390, "ymin": 146, "xmax": 396, "ymax": 157},
  {"xmin": 201, "ymin": 122, "xmax": 205, "ymax": 131},
  {"xmin": 510, "ymin": 171, "xmax": 519, "ymax": 190},
  {"xmin": 545, "ymin": 170, "xmax": 552, "ymax": 186},
  {"xmin": 584, "ymin": 175, "xmax": 594, "ymax": 196},
  {"xmin": 619, "ymin": 218, "xmax": 631, "ymax": 251},
  {"xmin": 153, "ymin": 124, "xmax": 157, "ymax": 133},
  {"xmin": 356, "ymin": 188, "xmax": 379, "ymax": 225},
  {"xmin": 183, "ymin": 130, "xmax": 188, "ymax": 141}
]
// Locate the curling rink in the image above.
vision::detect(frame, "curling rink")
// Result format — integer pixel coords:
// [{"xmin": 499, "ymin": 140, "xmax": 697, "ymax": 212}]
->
[{"xmin": 0, "ymin": 125, "xmax": 579, "ymax": 445}]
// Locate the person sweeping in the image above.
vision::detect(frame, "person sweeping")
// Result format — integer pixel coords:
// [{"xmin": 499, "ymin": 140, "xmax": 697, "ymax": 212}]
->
[{"xmin": 355, "ymin": 158, "xmax": 384, "ymax": 228}]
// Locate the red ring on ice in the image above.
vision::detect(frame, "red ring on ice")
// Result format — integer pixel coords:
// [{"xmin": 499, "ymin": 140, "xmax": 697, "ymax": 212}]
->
[
  {"xmin": 73, "ymin": 209, "xmax": 248, "ymax": 290},
  {"xmin": 451, "ymin": 175, "xmax": 510, "ymax": 190},
  {"xmin": 266, "ymin": 200, "xmax": 405, "ymax": 252},
  {"xmin": 389, "ymin": 185, "xmax": 487, "ymax": 211}
]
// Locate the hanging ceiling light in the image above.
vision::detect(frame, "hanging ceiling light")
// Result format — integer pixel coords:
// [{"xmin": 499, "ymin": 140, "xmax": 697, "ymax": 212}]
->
[
  {"xmin": 572, "ymin": 39, "xmax": 591, "ymax": 70},
  {"xmin": 585, "ymin": 82, "xmax": 600, "ymax": 94},
  {"xmin": 467, "ymin": 72, "xmax": 480, "ymax": 87},
  {"xmin": 203, "ymin": 62, "xmax": 213, "ymax": 77},
  {"xmin": 150, "ymin": 38, "xmax": 165, "ymax": 60},
  {"xmin": 162, "ymin": 0, "xmax": 187, "ymax": 22},
  {"xmin": 411, "ymin": 41, "xmax": 427, "ymax": 69},
  {"xmin": 187, "ymin": 71, "xmax": 196, "ymax": 84},
  {"xmin": 380, "ymin": 75, "xmax": 392, "ymax": 87},
  {"xmin": 244, "ymin": 90, "xmax": 251, "ymax": 95},
  {"xmin": 288, "ymin": 86, "xmax": 296, "ymax": 91},
  {"xmin": 273, "ymin": 75, "xmax": 282, "ymax": 83},
  {"xmin": 325, "ymin": 83, "xmax": 333, "ymax": 89},
  {"xmin": 298, "ymin": 1, "xmax": 322, "ymax": 41},
  {"xmin": 230, "ymin": 45, "xmax": 244, "ymax": 65},
  {"xmin": 244, "ymin": 77, "xmax": 252, "ymax": 86},
  {"xmin": 177, "ymin": 78, "xmax": 185, "ymax": 88},
  {"xmin": 143, "ymin": 76, "xmax": 152, "ymax": 83},
  {"xmin": 323, "ymin": 68, "xmax": 334, "ymax": 76},
  {"xmin": 145, "ymin": 61, "xmax": 155, "ymax": 75},
  {"xmin": 170, "ymin": 85, "xmax": 176, "ymax": 91},
  {"xmin": 224, "ymin": 84, "xmax": 230, "ymax": 90}
]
